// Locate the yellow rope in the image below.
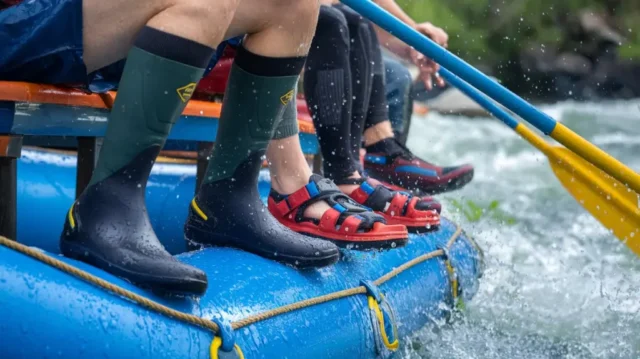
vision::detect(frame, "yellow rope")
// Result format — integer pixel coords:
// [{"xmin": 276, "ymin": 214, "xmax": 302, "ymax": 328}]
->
[
  {"xmin": 0, "ymin": 224, "xmax": 463, "ymax": 334},
  {"xmin": 231, "ymin": 226, "xmax": 462, "ymax": 330},
  {"xmin": 373, "ymin": 226, "xmax": 460, "ymax": 286},
  {"xmin": 232, "ymin": 286, "xmax": 367, "ymax": 329}
]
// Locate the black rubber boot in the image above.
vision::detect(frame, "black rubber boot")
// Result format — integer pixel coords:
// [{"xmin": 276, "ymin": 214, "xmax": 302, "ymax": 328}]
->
[
  {"xmin": 185, "ymin": 45, "xmax": 340, "ymax": 268},
  {"xmin": 59, "ymin": 27, "xmax": 213, "ymax": 296},
  {"xmin": 185, "ymin": 151, "xmax": 340, "ymax": 268},
  {"xmin": 61, "ymin": 147, "xmax": 208, "ymax": 295}
]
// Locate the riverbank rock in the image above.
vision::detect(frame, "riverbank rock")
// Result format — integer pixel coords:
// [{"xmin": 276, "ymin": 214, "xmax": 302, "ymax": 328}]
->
[{"xmin": 510, "ymin": 9, "xmax": 640, "ymax": 102}]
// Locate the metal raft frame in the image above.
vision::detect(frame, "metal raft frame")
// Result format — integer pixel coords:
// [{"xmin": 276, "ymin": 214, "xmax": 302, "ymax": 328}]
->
[{"xmin": 0, "ymin": 81, "xmax": 320, "ymax": 239}]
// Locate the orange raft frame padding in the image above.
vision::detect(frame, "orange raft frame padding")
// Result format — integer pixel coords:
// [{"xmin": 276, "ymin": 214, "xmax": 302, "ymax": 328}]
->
[{"xmin": 0, "ymin": 81, "xmax": 316, "ymax": 135}]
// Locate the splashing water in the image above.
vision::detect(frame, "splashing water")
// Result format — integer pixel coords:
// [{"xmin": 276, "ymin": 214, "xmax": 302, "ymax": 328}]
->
[{"xmin": 405, "ymin": 99, "xmax": 640, "ymax": 358}]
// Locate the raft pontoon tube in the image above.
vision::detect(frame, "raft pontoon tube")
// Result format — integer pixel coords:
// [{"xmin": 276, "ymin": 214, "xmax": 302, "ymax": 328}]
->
[
  {"xmin": 1, "ymin": 79, "xmax": 482, "ymax": 358},
  {"xmin": 1, "ymin": 147, "xmax": 484, "ymax": 359}
]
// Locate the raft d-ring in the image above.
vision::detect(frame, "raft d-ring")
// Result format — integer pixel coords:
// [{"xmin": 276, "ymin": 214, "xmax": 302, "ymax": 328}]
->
[
  {"xmin": 210, "ymin": 317, "xmax": 243, "ymax": 359},
  {"xmin": 367, "ymin": 296, "xmax": 399, "ymax": 352},
  {"xmin": 360, "ymin": 280, "xmax": 382, "ymax": 303},
  {"xmin": 210, "ymin": 337, "xmax": 245, "ymax": 359},
  {"xmin": 360, "ymin": 280, "xmax": 400, "ymax": 358},
  {"xmin": 440, "ymin": 246, "xmax": 463, "ymax": 310},
  {"xmin": 361, "ymin": 280, "xmax": 399, "ymax": 355}
]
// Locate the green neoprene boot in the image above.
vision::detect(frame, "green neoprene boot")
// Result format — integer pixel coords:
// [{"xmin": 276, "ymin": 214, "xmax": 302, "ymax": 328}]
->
[
  {"xmin": 185, "ymin": 46, "xmax": 340, "ymax": 268},
  {"xmin": 61, "ymin": 27, "xmax": 213, "ymax": 295}
]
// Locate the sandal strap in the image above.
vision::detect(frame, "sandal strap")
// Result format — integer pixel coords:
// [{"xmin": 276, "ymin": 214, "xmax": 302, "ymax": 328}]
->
[
  {"xmin": 332, "ymin": 177, "xmax": 367, "ymax": 186},
  {"xmin": 270, "ymin": 181, "xmax": 322, "ymax": 217},
  {"xmin": 319, "ymin": 208, "xmax": 365, "ymax": 234},
  {"xmin": 349, "ymin": 179, "xmax": 416, "ymax": 217},
  {"xmin": 270, "ymin": 175, "xmax": 386, "ymax": 232}
]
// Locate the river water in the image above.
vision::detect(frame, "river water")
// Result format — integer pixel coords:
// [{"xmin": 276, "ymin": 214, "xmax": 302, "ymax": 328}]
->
[{"xmin": 405, "ymin": 100, "xmax": 640, "ymax": 359}]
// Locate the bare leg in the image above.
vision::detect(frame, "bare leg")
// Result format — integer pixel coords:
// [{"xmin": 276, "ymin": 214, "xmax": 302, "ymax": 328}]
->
[
  {"xmin": 82, "ymin": 0, "xmax": 237, "ymax": 72},
  {"xmin": 267, "ymin": 136, "xmax": 332, "ymax": 220},
  {"xmin": 82, "ymin": 0, "xmax": 313, "ymax": 73},
  {"xmin": 267, "ymin": 136, "xmax": 313, "ymax": 194}
]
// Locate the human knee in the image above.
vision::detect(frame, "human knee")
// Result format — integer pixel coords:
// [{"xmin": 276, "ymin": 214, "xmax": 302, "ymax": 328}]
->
[
  {"xmin": 335, "ymin": 4, "xmax": 360, "ymax": 24},
  {"xmin": 318, "ymin": 6, "xmax": 349, "ymax": 34},
  {"xmin": 267, "ymin": 0, "xmax": 320, "ymax": 34},
  {"xmin": 153, "ymin": 0, "xmax": 239, "ymax": 47},
  {"xmin": 184, "ymin": 0, "xmax": 239, "ymax": 19}
]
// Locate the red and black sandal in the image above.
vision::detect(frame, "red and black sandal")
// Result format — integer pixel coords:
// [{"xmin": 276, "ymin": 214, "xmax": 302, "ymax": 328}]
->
[
  {"xmin": 335, "ymin": 177, "xmax": 440, "ymax": 233},
  {"xmin": 374, "ymin": 180, "xmax": 442, "ymax": 214},
  {"xmin": 363, "ymin": 138, "xmax": 474, "ymax": 196},
  {"xmin": 268, "ymin": 175, "xmax": 408, "ymax": 250}
]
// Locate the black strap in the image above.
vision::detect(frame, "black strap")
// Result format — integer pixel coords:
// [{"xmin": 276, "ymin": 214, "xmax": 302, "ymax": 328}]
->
[
  {"xmin": 332, "ymin": 176, "xmax": 367, "ymax": 186},
  {"xmin": 291, "ymin": 178, "xmax": 386, "ymax": 231}
]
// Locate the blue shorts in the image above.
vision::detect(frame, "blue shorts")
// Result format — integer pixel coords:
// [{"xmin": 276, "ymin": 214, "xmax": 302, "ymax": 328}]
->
[{"xmin": 0, "ymin": 0, "xmax": 241, "ymax": 93}]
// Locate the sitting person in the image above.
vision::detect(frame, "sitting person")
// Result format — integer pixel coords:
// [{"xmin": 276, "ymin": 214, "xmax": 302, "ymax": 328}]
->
[
  {"xmin": 1, "ymin": 0, "xmax": 416, "ymax": 297},
  {"xmin": 302, "ymin": 0, "xmax": 475, "ymax": 207},
  {"xmin": 0, "ymin": 0, "xmax": 442, "ymax": 295}
]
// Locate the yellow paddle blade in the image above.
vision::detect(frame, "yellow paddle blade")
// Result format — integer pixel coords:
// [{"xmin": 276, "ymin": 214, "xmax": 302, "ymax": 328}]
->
[{"xmin": 549, "ymin": 146, "xmax": 640, "ymax": 255}]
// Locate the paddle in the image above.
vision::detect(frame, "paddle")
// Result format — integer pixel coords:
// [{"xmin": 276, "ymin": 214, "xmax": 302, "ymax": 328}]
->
[
  {"xmin": 340, "ymin": 0, "xmax": 640, "ymax": 195},
  {"xmin": 438, "ymin": 68, "xmax": 640, "ymax": 255}
]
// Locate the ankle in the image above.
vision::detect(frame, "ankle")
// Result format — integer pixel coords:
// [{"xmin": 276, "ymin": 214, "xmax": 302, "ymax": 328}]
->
[
  {"xmin": 337, "ymin": 183, "xmax": 359, "ymax": 195},
  {"xmin": 335, "ymin": 171, "xmax": 361, "ymax": 195},
  {"xmin": 363, "ymin": 121, "xmax": 395, "ymax": 147},
  {"xmin": 271, "ymin": 173, "xmax": 311, "ymax": 195}
]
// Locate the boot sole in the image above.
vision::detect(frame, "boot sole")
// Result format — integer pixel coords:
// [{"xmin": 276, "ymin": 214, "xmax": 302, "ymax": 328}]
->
[
  {"xmin": 60, "ymin": 239, "xmax": 208, "ymax": 296},
  {"xmin": 184, "ymin": 231, "xmax": 340, "ymax": 269}
]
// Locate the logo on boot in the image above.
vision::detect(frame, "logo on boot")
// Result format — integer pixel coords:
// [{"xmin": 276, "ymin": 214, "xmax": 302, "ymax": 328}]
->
[
  {"xmin": 176, "ymin": 83, "xmax": 197, "ymax": 103},
  {"xmin": 280, "ymin": 89, "xmax": 294, "ymax": 105}
]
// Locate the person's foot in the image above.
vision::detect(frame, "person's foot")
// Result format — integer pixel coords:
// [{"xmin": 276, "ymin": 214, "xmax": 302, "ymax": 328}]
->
[
  {"xmin": 60, "ymin": 150, "xmax": 208, "ymax": 296},
  {"xmin": 363, "ymin": 138, "xmax": 474, "ymax": 195},
  {"xmin": 268, "ymin": 174, "xmax": 408, "ymax": 250},
  {"xmin": 185, "ymin": 153, "xmax": 340, "ymax": 268},
  {"xmin": 360, "ymin": 179, "xmax": 443, "ymax": 214},
  {"xmin": 335, "ymin": 175, "xmax": 440, "ymax": 233}
]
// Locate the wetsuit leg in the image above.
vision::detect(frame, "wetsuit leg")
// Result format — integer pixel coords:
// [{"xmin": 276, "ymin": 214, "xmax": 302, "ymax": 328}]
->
[
  {"xmin": 303, "ymin": 5, "xmax": 357, "ymax": 180},
  {"xmin": 350, "ymin": 16, "xmax": 389, "ymax": 164},
  {"xmin": 330, "ymin": 4, "xmax": 389, "ymax": 172}
]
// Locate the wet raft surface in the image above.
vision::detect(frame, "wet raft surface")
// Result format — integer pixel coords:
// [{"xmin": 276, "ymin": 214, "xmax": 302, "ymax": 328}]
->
[{"xmin": 2, "ymin": 148, "xmax": 482, "ymax": 358}]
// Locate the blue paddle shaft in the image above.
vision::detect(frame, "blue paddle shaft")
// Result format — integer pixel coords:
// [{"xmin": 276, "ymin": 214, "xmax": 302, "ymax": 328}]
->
[
  {"xmin": 339, "ymin": 0, "xmax": 557, "ymax": 134},
  {"xmin": 438, "ymin": 68, "xmax": 519, "ymax": 129}
]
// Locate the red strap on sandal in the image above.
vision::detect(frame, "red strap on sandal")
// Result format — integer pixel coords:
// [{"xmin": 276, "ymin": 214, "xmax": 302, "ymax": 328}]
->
[
  {"xmin": 339, "ymin": 214, "xmax": 364, "ymax": 234},
  {"xmin": 271, "ymin": 182, "xmax": 318, "ymax": 218},
  {"xmin": 386, "ymin": 193, "xmax": 409, "ymax": 217},
  {"xmin": 344, "ymin": 179, "xmax": 440, "ymax": 233},
  {"xmin": 318, "ymin": 208, "xmax": 342, "ymax": 233},
  {"xmin": 267, "ymin": 175, "xmax": 409, "ymax": 249}
]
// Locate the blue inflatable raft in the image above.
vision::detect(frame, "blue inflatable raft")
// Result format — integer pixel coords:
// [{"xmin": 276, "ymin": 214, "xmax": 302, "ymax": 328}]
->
[{"xmin": 0, "ymin": 147, "xmax": 484, "ymax": 358}]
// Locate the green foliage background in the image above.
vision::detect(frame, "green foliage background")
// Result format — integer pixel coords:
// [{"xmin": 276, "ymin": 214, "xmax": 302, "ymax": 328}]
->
[{"xmin": 396, "ymin": 0, "xmax": 640, "ymax": 68}]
